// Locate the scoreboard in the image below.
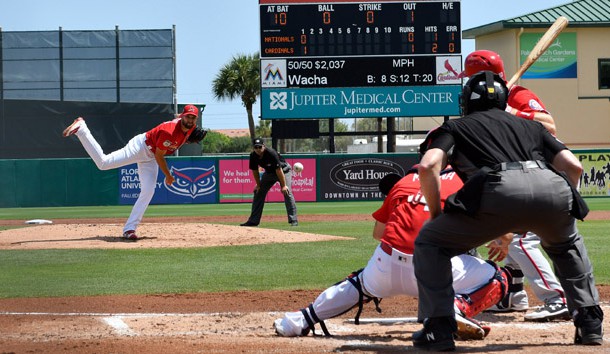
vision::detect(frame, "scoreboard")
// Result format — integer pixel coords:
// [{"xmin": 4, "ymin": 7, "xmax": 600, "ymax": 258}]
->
[
  {"xmin": 260, "ymin": 1, "xmax": 460, "ymax": 57},
  {"xmin": 259, "ymin": 0, "xmax": 463, "ymax": 119}
]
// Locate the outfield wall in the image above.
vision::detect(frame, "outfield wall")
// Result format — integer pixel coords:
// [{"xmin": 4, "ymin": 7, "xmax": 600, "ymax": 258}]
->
[{"xmin": 1, "ymin": 151, "xmax": 608, "ymax": 208}]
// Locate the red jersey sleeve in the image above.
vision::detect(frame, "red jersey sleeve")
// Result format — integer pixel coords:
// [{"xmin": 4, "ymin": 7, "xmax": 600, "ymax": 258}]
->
[
  {"xmin": 508, "ymin": 86, "xmax": 548, "ymax": 114},
  {"xmin": 372, "ymin": 197, "xmax": 392, "ymax": 224}
]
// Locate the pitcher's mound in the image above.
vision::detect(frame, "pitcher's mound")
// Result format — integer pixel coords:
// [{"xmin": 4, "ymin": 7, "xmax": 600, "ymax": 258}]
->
[{"xmin": 0, "ymin": 223, "xmax": 352, "ymax": 250}]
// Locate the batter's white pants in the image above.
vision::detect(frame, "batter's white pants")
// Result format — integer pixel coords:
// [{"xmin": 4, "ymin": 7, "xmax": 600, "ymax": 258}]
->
[
  {"xmin": 74, "ymin": 122, "xmax": 158, "ymax": 233},
  {"xmin": 277, "ymin": 244, "xmax": 495, "ymax": 336},
  {"xmin": 505, "ymin": 231, "xmax": 566, "ymax": 305}
]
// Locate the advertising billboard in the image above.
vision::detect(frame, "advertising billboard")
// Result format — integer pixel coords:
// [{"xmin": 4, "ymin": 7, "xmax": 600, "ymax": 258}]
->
[
  {"xmin": 119, "ymin": 159, "xmax": 217, "ymax": 205},
  {"xmin": 318, "ymin": 155, "xmax": 418, "ymax": 201},
  {"xmin": 218, "ymin": 158, "xmax": 317, "ymax": 203}
]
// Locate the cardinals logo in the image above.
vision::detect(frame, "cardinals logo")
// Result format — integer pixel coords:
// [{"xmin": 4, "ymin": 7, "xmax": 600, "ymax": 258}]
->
[
  {"xmin": 436, "ymin": 57, "xmax": 462, "ymax": 84},
  {"xmin": 165, "ymin": 166, "xmax": 216, "ymax": 199}
]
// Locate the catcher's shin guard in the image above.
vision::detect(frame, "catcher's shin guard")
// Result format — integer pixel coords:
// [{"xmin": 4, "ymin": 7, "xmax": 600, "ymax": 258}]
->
[
  {"xmin": 492, "ymin": 265, "xmax": 525, "ymax": 309},
  {"xmin": 344, "ymin": 268, "xmax": 382, "ymax": 325},
  {"xmin": 454, "ymin": 261, "xmax": 509, "ymax": 318},
  {"xmin": 302, "ymin": 268, "xmax": 382, "ymax": 337},
  {"xmin": 300, "ymin": 304, "xmax": 331, "ymax": 336}
]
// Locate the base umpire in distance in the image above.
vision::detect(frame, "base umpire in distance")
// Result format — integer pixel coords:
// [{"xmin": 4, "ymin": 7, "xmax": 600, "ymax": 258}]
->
[
  {"xmin": 413, "ymin": 70, "xmax": 603, "ymax": 351},
  {"xmin": 240, "ymin": 138, "xmax": 298, "ymax": 227}
]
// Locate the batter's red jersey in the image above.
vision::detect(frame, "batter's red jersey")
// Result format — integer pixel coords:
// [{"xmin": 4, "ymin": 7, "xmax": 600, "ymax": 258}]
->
[
  {"xmin": 508, "ymin": 85, "xmax": 549, "ymax": 115},
  {"xmin": 145, "ymin": 118, "xmax": 195, "ymax": 155},
  {"xmin": 372, "ymin": 170, "xmax": 463, "ymax": 255}
]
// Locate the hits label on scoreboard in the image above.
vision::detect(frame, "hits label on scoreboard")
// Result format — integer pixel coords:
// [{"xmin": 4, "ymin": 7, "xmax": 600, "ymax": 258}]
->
[{"xmin": 260, "ymin": 1, "xmax": 461, "ymax": 58}]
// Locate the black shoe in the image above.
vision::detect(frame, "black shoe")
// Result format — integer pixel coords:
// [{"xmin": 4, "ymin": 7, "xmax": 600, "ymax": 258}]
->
[
  {"xmin": 574, "ymin": 305, "xmax": 604, "ymax": 345},
  {"xmin": 412, "ymin": 317, "xmax": 456, "ymax": 351},
  {"xmin": 240, "ymin": 221, "xmax": 258, "ymax": 227},
  {"xmin": 290, "ymin": 221, "xmax": 298, "ymax": 227}
]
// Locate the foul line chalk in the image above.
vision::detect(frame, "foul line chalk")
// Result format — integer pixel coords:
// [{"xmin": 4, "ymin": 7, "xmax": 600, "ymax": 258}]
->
[{"xmin": 347, "ymin": 317, "xmax": 418, "ymax": 324}]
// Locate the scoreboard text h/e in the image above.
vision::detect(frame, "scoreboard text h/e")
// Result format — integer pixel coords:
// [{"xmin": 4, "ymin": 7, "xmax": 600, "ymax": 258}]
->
[{"xmin": 260, "ymin": 0, "xmax": 461, "ymax": 58}]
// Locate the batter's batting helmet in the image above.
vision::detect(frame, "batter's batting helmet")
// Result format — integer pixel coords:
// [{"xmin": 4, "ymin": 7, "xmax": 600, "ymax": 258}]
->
[
  {"xmin": 461, "ymin": 70, "xmax": 508, "ymax": 115},
  {"xmin": 378, "ymin": 173, "xmax": 403, "ymax": 196},
  {"xmin": 462, "ymin": 50, "xmax": 506, "ymax": 80}
]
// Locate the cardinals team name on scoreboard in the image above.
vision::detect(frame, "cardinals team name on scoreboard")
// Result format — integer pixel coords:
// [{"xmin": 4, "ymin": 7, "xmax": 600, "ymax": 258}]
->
[{"xmin": 259, "ymin": 0, "xmax": 461, "ymax": 88}]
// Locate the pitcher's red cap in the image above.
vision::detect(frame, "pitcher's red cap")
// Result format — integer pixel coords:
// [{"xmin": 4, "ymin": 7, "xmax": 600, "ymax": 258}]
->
[{"xmin": 180, "ymin": 104, "xmax": 198, "ymax": 117}]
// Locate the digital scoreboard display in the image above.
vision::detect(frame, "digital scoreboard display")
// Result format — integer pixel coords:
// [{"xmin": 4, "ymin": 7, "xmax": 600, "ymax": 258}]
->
[
  {"xmin": 260, "ymin": 0, "xmax": 460, "ymax": 57},
  {"xmin": 259, "ymin": 0, "xmax": 463, "ymax": 119}
]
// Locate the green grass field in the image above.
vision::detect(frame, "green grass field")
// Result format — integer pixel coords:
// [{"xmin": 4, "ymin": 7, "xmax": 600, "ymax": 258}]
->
[{"xmin": 0, "ymin": 199, "xmax": 608, "ymax": 298}]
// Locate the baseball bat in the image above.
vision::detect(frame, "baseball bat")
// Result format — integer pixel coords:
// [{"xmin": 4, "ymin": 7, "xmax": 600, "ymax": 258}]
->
[{"xmin": 507, "ymin": 16, "xmax": 569, "ymax": 88}]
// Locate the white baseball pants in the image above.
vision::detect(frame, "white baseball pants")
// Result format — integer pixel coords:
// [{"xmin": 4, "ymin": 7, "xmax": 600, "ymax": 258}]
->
[
  {"xmin": 74, "ymin": 122, "xmax": 158, "ymax": 233},
  {"xmin": 278, "ymin": 244, "xmax": 495, "ymax": 335}
]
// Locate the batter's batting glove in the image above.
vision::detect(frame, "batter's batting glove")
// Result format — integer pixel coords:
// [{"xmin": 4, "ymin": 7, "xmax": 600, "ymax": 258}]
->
[{"xmin": 187, "ymin": 127, "xmax": 207, "ymax": 144}]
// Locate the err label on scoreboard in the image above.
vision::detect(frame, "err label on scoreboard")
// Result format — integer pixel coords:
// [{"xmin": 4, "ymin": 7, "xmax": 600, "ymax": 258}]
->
[
  {"xmin": 261, "ymin": 56, "xmax": 462, "ymax": 88},
  {"xmin": 260, "ymin": 0, "xmax": 461, "ymax": 58}
]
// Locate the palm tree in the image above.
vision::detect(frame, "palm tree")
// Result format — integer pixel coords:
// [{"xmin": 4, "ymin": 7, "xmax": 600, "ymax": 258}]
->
[
  {"xmin": 255, "ymin": 119, "xmax": 272, "ymax": 139},
  {"xmin": 212, "ymin": 53, "xmax": 260, "ymax": 140}
]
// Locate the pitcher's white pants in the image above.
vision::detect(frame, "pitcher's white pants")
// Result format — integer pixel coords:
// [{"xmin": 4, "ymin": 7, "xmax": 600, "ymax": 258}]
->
[
  {"xmin": 74, "ymin": 122, "xmax": 158, "ymax": 233},
  {"xmin": 278, "ymin": 244, "xmax": 495, "ymax": 336}
]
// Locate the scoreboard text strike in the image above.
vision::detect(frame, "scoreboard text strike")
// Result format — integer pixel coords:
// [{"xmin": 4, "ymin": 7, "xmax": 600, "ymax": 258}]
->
[{"xmin": 259, "ymin": 0, "xmax": 463, "ymax": 119}]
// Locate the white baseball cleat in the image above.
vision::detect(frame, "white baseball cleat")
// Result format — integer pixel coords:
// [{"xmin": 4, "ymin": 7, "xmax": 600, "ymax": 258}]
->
[
  {"xmin": 273, "ymin": 318, "xmax": 293, "ymax": 337},
  {"xmin": 62, "ymin": 117, "xmax": 84, "ymax": 137},
  {"xmin": 455, "ymin": 313, "xmax": 487, "ymax": 340},
  {"xmin": 524, "ymin": 303, "xmax": 570, "ymax": 322},
  {"xmin": 273, "ymin": 318, "xmax": 309, "ymax": 337}
]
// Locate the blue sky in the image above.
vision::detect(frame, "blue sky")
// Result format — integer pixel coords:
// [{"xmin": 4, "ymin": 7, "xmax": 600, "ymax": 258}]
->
[{"xmin": 0, "ymin": 0, "xmax": 569, "ymax": 129}]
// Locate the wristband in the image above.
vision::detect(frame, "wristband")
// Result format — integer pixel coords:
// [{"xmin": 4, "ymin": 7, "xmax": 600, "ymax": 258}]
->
[{"xmin": 514, "ymin": 110, "xmax": 534, "ymax": 120}]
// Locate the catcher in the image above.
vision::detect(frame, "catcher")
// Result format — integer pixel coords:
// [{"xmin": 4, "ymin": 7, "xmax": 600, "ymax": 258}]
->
[
  {"xmin": 273, "ymin": 166, "xmax": 515, "ymax": 340},
  {"xmin": 63, "ymin": 105, "xmax": 206, "ymax": 240}
]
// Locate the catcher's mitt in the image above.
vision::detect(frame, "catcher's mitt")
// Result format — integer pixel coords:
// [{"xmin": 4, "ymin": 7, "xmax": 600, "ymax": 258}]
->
[{"xmin": 187, "ymin": 127, "xmax": 207, "ymax": 144}]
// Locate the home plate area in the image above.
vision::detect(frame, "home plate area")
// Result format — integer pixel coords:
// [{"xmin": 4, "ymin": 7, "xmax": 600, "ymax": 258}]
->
[{"xmin": 1, "ymin": 305, "xmax": 609, "ymax": 353}]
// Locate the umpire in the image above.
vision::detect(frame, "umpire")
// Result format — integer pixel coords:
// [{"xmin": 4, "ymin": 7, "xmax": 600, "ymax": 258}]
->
[
  {"xmin": 413, "ymin": 71, "xmax": 603, "ymax": 351},
  {"xmin": 240, "ymin": 138, "xmax": 298, "ymax": 227}
]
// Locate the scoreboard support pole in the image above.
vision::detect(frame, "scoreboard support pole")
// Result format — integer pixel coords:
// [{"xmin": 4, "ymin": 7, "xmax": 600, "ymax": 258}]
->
[{"xmin": 329, "ymin": 119, "xmax": 335, "ymax": 153}]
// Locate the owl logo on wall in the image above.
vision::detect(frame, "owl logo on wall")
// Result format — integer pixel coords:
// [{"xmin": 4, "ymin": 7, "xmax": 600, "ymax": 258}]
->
[{"xmin": 165, "ymin": 166, "xmax": 216, "ymax": 199}]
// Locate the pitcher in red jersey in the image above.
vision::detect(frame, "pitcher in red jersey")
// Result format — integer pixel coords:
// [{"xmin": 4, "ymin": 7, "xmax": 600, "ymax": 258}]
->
[{"xmin": 63, "ymin": 105, "xmax": 199, "ymax": 240}]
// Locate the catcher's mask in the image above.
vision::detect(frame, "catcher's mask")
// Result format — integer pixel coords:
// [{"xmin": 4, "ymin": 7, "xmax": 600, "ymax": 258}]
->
[
  {"xmin": 460, "ymin": 70, "xmax": 508, "ymax": 116},
  {"xmin": 462, "ymin": 50, "xmax": 506, "ymax": 80}
]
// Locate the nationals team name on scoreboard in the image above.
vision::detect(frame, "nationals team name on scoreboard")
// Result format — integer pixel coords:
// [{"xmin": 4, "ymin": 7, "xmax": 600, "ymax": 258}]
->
[
  {"xmin": 259, "ymin": 0, "xmax": 462, "ymax": 119},
  {"xmin": 259, "ymin": 0, "xmax": 461, "ymax": 88}
]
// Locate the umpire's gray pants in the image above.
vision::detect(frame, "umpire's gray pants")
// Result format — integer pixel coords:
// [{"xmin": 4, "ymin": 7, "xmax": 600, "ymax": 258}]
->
[
  {"xmin": 247, "ymin": 170, "xmax": 298, "ymax": 224},
  {"xmin": 414, "ymin": 167, "xmax": 599, "ymax": 321}
]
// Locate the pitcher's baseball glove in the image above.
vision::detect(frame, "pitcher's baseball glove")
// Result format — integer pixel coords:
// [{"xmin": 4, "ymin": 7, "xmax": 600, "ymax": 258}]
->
[{"xmin": 187, "ymin": 127, "xmax": 207, "ymax": 144}]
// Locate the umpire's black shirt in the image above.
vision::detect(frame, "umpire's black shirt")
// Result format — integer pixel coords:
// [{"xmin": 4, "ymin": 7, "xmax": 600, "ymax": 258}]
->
[
  {"xmin": 249, "ymin": 147, "xmax": 289, "ymax": 174},
  {"xmin": 421, "ymin": 108, "xmax": 567, "ymax": 182}
]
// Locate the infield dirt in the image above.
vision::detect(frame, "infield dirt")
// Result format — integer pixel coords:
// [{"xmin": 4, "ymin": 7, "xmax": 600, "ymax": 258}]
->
[{"xmin": 1, "ymin": 213, "xmax": 609, "ymax": 353}]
